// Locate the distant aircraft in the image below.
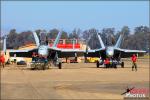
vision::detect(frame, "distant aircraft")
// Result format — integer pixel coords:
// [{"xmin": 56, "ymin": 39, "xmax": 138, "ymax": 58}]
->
[
  {"xmin": 85, "ymin": 32, "xmax": 146, "ymax": 68},
  {"xmin": 3, "ymin": 30, "xmax": 84, "ymax": 69}
]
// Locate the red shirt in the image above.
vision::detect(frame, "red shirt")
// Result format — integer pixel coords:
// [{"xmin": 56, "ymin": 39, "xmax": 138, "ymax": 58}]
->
[
  {"xmin": 131, "ymin": 55, "xmax": 137, "ymax": 62},
  {"xmin": 0, "ymin": 56, "xmax": 5, "ymax": 63},
  {"xmin": 104, "ymin": 59, "xmax": 110, "ymax": 64}
]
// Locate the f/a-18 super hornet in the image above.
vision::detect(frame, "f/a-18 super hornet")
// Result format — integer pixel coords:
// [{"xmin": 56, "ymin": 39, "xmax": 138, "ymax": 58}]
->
[
  {"xmin": 3, "ymin": 30, "xmax": 84, "ymax": 69},
  {"xmin": 85, "ymin": 32, "xmax": 146, "ymax": 68}
]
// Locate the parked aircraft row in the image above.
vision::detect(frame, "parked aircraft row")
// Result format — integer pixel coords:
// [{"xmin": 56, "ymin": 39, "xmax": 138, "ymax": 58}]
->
[{"xmin": 2, "ymin": 30, "xmax": 146, "ymax": 69}]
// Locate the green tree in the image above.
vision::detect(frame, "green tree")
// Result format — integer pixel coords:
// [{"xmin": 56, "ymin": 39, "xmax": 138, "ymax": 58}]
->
[
  {"xmin": 101, "ymin": 28, "xmax": 115, "ymax": 46},
  {"xmin": 69, "ymin": 28, "xmax": 81, "ymax": 39},
  {"xmin": 48, "ymin": 29, "xmax": 59, "ymax": 39},
  {"xmin": 119, "ymin": 26, "xmax": 130, "ymax": 48},
  {"xmin": 61, "ymin": 31, "xmax": 68, "ymax": 39},
  {"xmin": 134, "ymin": 26, "xmax": 150, "ymax": 34},
  {"xmin": 82, "ymin": 28, "xmax": 100, "ymax": 49},
  {"xmin": 7, "ymin": 29, "xmax": 18, "ymax": 48},
  {"xmin": 121, "ymin": 26, "xmax": 130, "ymax": 36}
]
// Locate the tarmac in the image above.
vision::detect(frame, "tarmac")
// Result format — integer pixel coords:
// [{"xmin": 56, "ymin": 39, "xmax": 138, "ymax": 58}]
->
[{"xmin": 1, "ymin": 58, "xmax": 149, "ymax": 99}]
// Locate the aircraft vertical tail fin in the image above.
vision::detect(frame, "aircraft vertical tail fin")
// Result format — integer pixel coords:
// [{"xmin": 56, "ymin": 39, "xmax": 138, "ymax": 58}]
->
[
  {"xmin": 52, "ymin": 31, "xmax": 62, "ymax": 47},
  {"xmin": 115, "ymin": 33, "xmax": 124, "ymax": 48},
  {"xmin": 32, "ymin": 32, "xmax": 40, "ymax": 47},
  {"xmin": 97, "ymin": 33, "xmax": 105, "ymax": 48}
]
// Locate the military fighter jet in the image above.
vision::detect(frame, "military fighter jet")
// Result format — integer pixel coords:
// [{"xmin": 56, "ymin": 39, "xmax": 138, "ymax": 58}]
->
[
  {"xmin": 3, "ymin": 30, "xmax": 84, "ymax": 69},
  {"xmin": 85, "ymin": 32, "xmax": 146, "ymax": 68}
]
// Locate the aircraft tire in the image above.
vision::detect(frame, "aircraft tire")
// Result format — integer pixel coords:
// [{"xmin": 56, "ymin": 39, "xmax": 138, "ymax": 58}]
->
[
  {"xmin": 47, "ymin": 64, "xmax": 50, "ymax": 69},
  {"xmin": 114, "ymin": 64, "xmax": 117, "ymax": 68},
  {"xmin": 58, "ymin": 62, "xmax": 62, "ymax": 69},
  {"xmin": 121, "ymin": 62, "xmax": 124, "ymax": 68},
  {"xmin": 43, "ymin": 66, "xmax": 45, "ymax": 70},
  {"xmin": 31, "ymin": 68, "xmax": 35, "ymax": 70},
  {"xmin": 96, "ymin": 61, "xmax": 99, "ymax": 68},
  {"xmin": 105, "ymin": 64, "xmax": 109, "ymax": 68}
]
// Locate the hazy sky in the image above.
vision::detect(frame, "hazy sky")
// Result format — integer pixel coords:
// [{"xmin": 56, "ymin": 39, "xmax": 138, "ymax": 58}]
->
[{"xmin": 1, "ymin": 1, "xmax": 149, "ymax": 35}]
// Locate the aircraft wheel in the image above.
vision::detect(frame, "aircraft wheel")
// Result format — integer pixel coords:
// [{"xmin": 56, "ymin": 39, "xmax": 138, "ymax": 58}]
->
[
  {"xmin": 109, "ymin": 64, "xmax": 110, "ymax": 68},
  {"xmin": 105, "ymin": 64, "xmax": 109, "ymax": 68},
  {"xmin": 96, "ymin": 61, "xmax": 99, "ymax": 68},
  {"xmin": 58, "ymin": 62, "xmax": 62, "ymax": 69},
  {"xmin": 121, "ymin": 62, "xmax": 124, "ymax": 68},
  {"xmin": 114, "ymin": 64, "xmax": 117, "ymax": 68},
  {"xmin": 31, "ymin": 67, "xmax": 35, "ymax": 70},
  {"xmin": 37, "ymin": 64, "xmax": 42, "ymax": 70},
  {"xmin": 47, "ymin": 64, "xmax": 50, "ymax": 69},
  {"xmin": 43, "ymin": 65, "xmax": 46, "ymax": 70}
]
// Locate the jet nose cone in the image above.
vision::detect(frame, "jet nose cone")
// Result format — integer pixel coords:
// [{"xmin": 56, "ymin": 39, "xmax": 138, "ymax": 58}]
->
[
  {"xmin": 38, "ymin": 45, "xmax": 48, "ymax": 56},
  {"xmin": 108, "ymin": 51, "xmax": 113, "ymax": 56},
  {"xmin": 106, "ymin": 50, "xmax": 114, "ymax": 57}
]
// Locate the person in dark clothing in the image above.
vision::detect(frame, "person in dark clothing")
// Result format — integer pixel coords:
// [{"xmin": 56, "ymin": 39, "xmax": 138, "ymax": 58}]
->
[
  {"xmin": 6, "ymin": 59, "xmax": 11, "ymax": 65},
  {"xmin": 131, "ymin": 54, "xmax": 137, "ymax": 71},
  {"xmin": 32, "ymin": 52, "xmax": 36, "ymax": 61},
  {"xmin": 14, "ymin": 54, "xmax": 16, "ymax": 63}
]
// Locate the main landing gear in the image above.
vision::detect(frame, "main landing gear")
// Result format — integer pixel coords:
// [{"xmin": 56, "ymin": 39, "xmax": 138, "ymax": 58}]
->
[
  {"xmin": 54, "ymin": 52, "xmax": 62, "ymax": 69},
  {"xmin": 121, "ymin": 62, "xmax": 124, "ymax": 68},
  {"xmin": 96, "ymin": 60, "xmax": 124, "ymax": 68},
  {"xmin": 96, "ymin": 60, "xmax": 103, "ymax": 68},
  {"xmin": 96, "ymin": 61, "xmax": 99, "ymax": 68},
  {"xmin": 58, "ymin": 62, "xmax": 62, "ymax": 69}
]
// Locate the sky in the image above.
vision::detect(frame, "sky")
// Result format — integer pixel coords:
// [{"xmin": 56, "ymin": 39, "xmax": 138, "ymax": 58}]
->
[{"xmin": 1, "ymin": 1, "xmax": 149, "ymax": 35}]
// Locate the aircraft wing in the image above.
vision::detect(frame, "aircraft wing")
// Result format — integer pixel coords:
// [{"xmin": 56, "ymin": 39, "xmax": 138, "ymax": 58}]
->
[
  {"xmin": 83, "ymin": 33, "xmax": 106, "ymax": 58},
  {"xmin": 114, "ymin": 48, "xmax": 146, "ymax": 58},
  {"xmin": 48, "ymin": 47, "xmax": 85, "ymax": 58},
  {"xmin": 59, "ymin": 49, "xmax": 85, "ymax": 58},
  {"xmin": 84, "ymin": 48, "xmax": 106, "ymax": 58},
  {"xmin": 9, "ymin": 48, "xmax": 38, "ymax": 57}
]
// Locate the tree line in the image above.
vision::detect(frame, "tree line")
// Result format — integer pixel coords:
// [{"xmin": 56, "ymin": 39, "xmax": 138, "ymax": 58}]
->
[{"xmin": 1, "ymin": 25, "xmax": 150, "ymax": 52}]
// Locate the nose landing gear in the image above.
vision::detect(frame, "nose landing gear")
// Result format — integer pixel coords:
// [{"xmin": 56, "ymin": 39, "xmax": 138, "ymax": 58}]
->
[{"xmin": 54, "ymin": 52, "xmax": 62, "ymax": 69}]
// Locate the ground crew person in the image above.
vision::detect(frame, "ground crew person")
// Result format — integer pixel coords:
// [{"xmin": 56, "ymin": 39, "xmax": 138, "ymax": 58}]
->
[
  {"xmin": 14, "ymin": 54, "xmax": 16, "ymax": 63},
  {"xmin": 131, "ymin": 54, "xmax": 137, "ymax": 71},
  {"xmin": 0, "ymin": 54, "xmax": 5, "ymax": 68},
  {"xmin": 32, "ymin": 52, "xmax": 36, "ymax": 61}
]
